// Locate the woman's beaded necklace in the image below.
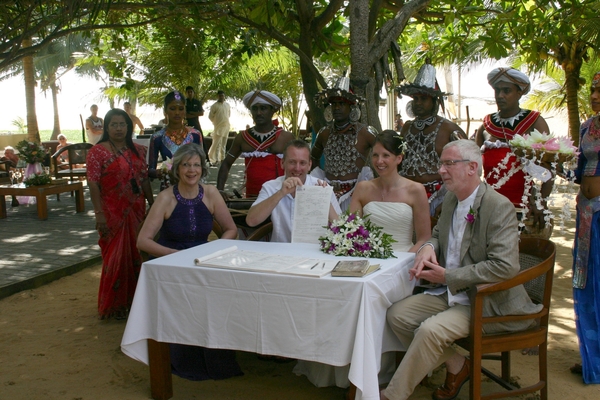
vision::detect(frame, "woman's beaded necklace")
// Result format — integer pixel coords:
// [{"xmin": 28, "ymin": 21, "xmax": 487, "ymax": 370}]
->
[{"xmin": 165, "ymin": 127, "xmax": 188, "ymax": 145}]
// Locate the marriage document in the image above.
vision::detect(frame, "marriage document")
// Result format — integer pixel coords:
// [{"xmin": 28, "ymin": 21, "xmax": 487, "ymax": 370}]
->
[
  {"xmin": 193, "ymin": 246, "xmax": 335, "ymax": 277},
  {"xmin": 291, "ymin": 185, "xmax": 333, "ymax": 244}
]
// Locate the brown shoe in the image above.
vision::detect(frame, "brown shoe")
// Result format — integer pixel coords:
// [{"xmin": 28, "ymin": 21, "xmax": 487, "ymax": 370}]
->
[{"xmin": 432, "ymin": 359, "xmax": 470, "ymax": 400}]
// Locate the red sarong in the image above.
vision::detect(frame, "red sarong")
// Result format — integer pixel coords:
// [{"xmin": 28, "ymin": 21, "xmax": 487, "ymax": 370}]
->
[
  {"xmin": 244, "ymin": 155, "xmax": 283, "ymax": 197},
  {"xmin": 242, "ymin": 127, "xmax": 284, "ymax": 197}
]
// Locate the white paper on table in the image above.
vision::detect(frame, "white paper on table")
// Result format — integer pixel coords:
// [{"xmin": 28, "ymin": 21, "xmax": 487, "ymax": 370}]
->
[
  {"xmin": 292, "ymin": 185, "xmax": 333, "ymax": 244},
  {"xmin": 194, "ymin": 249, "xmax": 335, "ymax": 277}
]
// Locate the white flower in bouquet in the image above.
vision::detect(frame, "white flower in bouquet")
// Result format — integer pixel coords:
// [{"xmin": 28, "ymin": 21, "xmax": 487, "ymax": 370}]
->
[{"xmin": 319, "ymin": 211, "xmax": 396, "ymax": 259}]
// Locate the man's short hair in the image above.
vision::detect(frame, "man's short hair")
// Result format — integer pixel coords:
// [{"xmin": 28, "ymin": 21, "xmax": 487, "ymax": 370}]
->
[
  {"xmin": 283, "ymin": 139, "xmax": 310, "ymax": 159},
  {"xmin": 443, "ymin": 139, "xmax": 482, "ymax": 175},
  {"xmin": 217, "ymin": 90, "xmax": 225, "ymax": 95},
  {"xmin": 123, "ymin": 101, "xmax": 131, "ymax": 106},
  {"xmin": 185, "ymin": 86, "xmax": 194, "ymax": 92}
]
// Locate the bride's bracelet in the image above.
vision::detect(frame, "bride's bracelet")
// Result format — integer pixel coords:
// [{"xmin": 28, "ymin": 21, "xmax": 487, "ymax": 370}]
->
[{"xmin": 417, "ymin": 242, "xmax": 434, "ymax": 255}]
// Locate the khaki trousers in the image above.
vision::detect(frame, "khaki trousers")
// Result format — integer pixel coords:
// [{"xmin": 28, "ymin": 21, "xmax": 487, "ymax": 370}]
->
[{"xmin": 383, "ymin": 293, "xmax": 470, "ymax": 400}]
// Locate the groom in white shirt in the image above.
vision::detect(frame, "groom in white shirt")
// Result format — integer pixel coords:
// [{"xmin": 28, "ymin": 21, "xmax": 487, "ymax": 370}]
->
[{"xmin": 246, "ymin": 139, "xmax": 341, "ymax": 242}]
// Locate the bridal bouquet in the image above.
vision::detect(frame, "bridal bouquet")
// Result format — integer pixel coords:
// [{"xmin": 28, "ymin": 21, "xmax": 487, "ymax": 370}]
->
[{"xmin": 319, "ymin": 211, "xmax": 396, "ymax": 259}]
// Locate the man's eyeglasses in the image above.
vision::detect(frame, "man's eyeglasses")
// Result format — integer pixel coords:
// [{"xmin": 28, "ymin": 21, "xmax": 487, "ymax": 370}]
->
[{"xmin": 437, "ymin": 159, "xmax": 471, "ymax": 168}]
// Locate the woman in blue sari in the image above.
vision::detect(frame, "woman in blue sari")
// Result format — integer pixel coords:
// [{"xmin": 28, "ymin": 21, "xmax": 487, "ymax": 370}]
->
[{"xmin": 571, "ymin": 71, "xmax": 600, "ymax": 383}]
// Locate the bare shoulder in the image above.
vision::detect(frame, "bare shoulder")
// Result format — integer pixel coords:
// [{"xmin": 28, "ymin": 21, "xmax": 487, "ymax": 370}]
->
[
  {"xmin": 277, "ymin": 129, "xmax": 295, "ymax": 142},
  {"xmin": 355, "ymin": 179, "xmax": 376, "ymax": 192},
  {"xmin": 155, "ymin": 186, "xmax": 175, "ymax": 206},
  {"xmin": 202, "ymin": 183, "xmax": 219, "ymax": 197},
  {"xmin": 440, "ymin": 119, "xmax": 467, "ymax": 138},
  {"xmin": 533, "ymin": 114, "xmax": 550, "ymax": 133}
]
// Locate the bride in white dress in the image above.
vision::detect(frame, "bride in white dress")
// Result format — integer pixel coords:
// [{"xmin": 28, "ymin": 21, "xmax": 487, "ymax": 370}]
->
[
  {"xmin": 293, "ymin": 131, "xmax": 431, "ymax": 390},
  {"xmin": 350, "ymin": 130, "xmax": 431, "ymax": 252}
]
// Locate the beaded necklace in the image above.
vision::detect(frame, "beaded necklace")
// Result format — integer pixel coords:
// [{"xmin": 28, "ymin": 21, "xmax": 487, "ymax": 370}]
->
[{"xmin": 165, "ymin": 127, "xmax": 188, "ymax": 145}]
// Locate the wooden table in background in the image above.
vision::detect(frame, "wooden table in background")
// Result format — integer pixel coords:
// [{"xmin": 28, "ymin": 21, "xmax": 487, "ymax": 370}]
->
[{"xmin": 0, "ymin": 181, "xmax": 85, "ymax": 220}]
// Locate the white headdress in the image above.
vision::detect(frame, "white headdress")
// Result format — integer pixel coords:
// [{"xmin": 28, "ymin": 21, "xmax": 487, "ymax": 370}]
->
[
  {"xmin": 487, "ymin": 67, "xmax": 531, "ymax": 95},
  {"xmin": 242, "ymin": 90, "xmax": 282, "ymax": 110}
]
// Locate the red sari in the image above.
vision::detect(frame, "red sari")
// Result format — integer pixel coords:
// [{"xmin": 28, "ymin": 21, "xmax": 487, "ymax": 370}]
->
[{"xmin": 87, "ymin": 144, "xmax": 148, "ymax": 318}]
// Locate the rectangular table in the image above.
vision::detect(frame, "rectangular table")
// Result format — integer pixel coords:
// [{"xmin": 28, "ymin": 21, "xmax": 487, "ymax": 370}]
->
[
  {"xmin": 0, "ymin": 181, "xmax": 85, "ymax": 220},
  {"xmin": 121, "ymin": 240, "xmax": 416, "ymax": 400}
]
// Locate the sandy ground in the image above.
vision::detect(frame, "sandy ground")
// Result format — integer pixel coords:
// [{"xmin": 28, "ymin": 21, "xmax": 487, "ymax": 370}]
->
[{"xmin": 2, "ymin": 197, "xmax": 600, "ymax": 399}]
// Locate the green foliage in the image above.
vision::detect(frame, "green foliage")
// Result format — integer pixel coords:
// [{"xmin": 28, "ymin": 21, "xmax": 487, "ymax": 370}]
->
[
  {"xmin": 24, "ymin": 173, "xmax": 52, "ymax": 187},
  {"xmin": 11, "ymin": 117, "xmax": 26, "ymax": 134}
]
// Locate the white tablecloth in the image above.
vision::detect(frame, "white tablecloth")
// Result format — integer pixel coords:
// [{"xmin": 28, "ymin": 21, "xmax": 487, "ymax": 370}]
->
[{"xmin": 121, "ymin": 240, "xmax": 416, "ymax": 400}]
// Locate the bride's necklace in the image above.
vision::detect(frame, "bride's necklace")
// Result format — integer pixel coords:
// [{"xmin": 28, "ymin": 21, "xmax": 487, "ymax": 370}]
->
[
  {"xmin": 412, "ymin": 115, "xmax": 436, "ymax": 131},
  {"xmin": 380, "ymin": 178, "xmax": 400, "ymax": 201},
  {"xmin": 165, "ymin": 126, "xmax": 188, "ymax": 145}
]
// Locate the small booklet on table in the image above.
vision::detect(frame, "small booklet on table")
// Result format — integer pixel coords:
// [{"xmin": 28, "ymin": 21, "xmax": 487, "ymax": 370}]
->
[{"xmin": 330, "ymin": 259, "xmax": 380, "ymax": 277}]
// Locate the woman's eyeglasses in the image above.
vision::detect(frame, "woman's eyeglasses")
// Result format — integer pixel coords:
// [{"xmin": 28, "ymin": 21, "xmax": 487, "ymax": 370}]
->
[{"xmin": 180, "ymin": 162, "xmax": 202, "ymax": 170}]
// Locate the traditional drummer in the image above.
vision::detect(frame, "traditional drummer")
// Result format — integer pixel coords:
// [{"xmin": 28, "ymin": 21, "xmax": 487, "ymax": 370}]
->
[
  {"xmin": 396, "ymin": 61, "xmax": 467, "ymax": 218},
  {"xmin": 310, "ymin": 76, "xmax": 376, "ymax": 211},
  {"xmin": 475, "ymin": 67, "xmax": 552, "ymax": 229}
]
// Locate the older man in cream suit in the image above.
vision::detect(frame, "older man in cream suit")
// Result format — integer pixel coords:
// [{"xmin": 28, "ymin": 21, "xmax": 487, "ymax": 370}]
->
[{"xmin": 380, "ymin": 139, "xmax": 542, "ymax": 400}]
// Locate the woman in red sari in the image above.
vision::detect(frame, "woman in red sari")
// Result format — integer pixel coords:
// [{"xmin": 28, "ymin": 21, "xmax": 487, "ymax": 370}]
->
[{"xmin": 87, "ymin": 109, "xmax": 154, "ymax": 319}]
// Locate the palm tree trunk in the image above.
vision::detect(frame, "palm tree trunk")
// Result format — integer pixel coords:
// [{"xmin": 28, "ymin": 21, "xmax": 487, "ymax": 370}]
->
[
  {"xmin": 22, "ymin": 38, "xmax": 40, "ymax": 143},
  {"xmin": 559, "ymin": 40, "xmax": 586, "ymax": 146},
  {"xmin": 50, "ymin": 80, "xmax": 61, "ymax": 140}
]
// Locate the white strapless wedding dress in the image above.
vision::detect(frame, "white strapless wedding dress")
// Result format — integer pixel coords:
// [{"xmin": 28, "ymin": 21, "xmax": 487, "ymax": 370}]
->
[
  {"xmin": 292, "ymin": 202, "xmax": 414, "ymax": 389},
  {"xmin": 363, "ymin": 201, "xmax": 414, "ymax": 252}
]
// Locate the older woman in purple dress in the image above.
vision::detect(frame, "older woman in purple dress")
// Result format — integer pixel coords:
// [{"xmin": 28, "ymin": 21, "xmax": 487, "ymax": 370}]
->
[{"xmin": 137, "ymin": 143, "xmax": 240, "ymax": 380}]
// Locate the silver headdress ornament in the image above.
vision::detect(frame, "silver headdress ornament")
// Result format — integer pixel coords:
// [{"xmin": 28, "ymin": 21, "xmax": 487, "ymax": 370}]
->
[
  {"xmin": 315, "ymin": 74, "xmax": 366, "ymax": 108},
  {"xmin": 396, "ymin": 61, "xmax": 449, "ymax": 98}
]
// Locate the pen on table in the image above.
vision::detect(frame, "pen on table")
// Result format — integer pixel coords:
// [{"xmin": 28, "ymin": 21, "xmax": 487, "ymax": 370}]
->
[
  {"xmin": 321, "ymin": 262, "xmax": 325, "ymax": 269},
  {"xmin": 310, "ymin": 262, "xmax": 319, "ymax": 270}
]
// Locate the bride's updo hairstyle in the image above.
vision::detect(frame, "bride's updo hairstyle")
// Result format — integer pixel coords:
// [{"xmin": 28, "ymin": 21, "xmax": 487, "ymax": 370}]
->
[
  {"xmin": 375, "ymin": 130, "xmax": 406, "ymax": 156},
  {"xmin": 375, "ymin": 130, "xmax": 406, "ymax": 172}
]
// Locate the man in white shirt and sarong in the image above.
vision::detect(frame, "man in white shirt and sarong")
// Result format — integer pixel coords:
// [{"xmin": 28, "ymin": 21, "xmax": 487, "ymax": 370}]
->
[{"xmin": 208, "ymin": 90, "xmax": 231, "ymax": 166}]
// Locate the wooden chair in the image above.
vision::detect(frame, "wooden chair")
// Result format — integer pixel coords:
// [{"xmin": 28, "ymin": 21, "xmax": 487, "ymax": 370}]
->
[
  {"xmin": 246, "ymin": 222, "xmax": 273, "ymax": 241},
  {"xmin": 211, "ymin": 219, "xmax": 224, "ymax": 239},
  {"xmin": 51, "ymin": 143, "xmax": 93, "ymax": 182},
  {"xmin": 0, "ymin": 160, "xmax": 11, "ymax": 184},
  {"xmin": 455, "ymin": 237, "xmax": 556, "ymax": 400}
]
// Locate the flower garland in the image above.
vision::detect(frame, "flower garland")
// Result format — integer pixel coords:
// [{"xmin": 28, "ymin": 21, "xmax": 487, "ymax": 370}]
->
[
  {"xmin": 15, "ymin": 140, "xmax": 47, "ymax": 164},
  {"xmin": 319, "ymin": 211, "xmax": 396, "ymax": 259},
  {"xmin": 483, "ymin": 129, "xmax": 579, "ymax": 234}
]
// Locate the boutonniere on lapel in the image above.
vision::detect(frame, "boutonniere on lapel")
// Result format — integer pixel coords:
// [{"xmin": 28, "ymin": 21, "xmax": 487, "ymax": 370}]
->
[{"xmin": 465, "ymin": 206, "xmax": 476, "ymax": 224}]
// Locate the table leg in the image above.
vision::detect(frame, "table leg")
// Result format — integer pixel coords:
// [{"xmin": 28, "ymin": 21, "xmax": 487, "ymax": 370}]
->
[
  {"xmin": 148, "ymin": 339, "xmax": 173, "ymax": 400},
  {"xmin": 36, "ymin": 191, "xmax": 48, "ymax": 220},
  {"xmin": 346, "ymin": 383, "xmax": 357, "ymax": 400},
  {"xmin": 75, "ymin": 187, "xmax": 84, "ymax": 213},
  {"xmin": 0, "ymin": 195, "xmax": 6, "ymax": 219}
]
